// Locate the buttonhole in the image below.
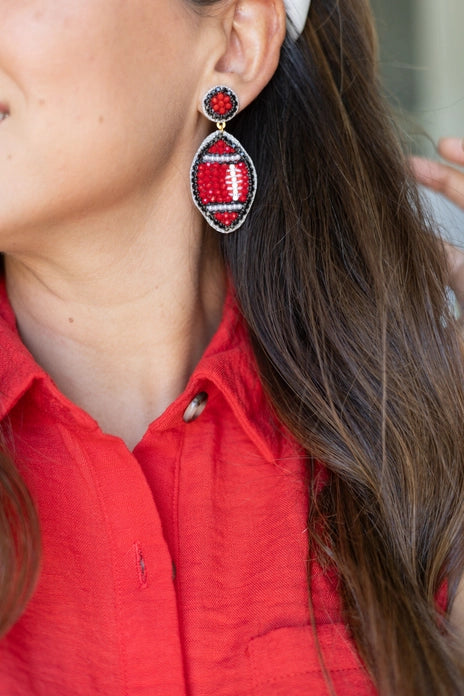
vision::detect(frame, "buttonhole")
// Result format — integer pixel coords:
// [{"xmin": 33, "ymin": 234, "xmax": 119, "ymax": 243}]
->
[{"xmin": 134, "ymin": 542, "xmax": 148, "ymax": 588}]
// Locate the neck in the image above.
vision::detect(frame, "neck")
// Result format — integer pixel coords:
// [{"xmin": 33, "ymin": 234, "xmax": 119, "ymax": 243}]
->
[{"xmin": 4, "ymin": 210, "xmax": 226, "ymax": 450}]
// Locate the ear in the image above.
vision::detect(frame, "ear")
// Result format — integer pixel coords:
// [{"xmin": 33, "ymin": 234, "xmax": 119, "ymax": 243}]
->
[{"xmin": 200, "ymin": 0, "xmax": 286, "ymax": 113}]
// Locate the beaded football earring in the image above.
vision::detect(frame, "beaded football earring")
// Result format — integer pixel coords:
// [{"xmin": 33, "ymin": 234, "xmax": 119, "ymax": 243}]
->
[{"xmin": 190, "ymin": 86, "xmax": 257, "ymax": 234}]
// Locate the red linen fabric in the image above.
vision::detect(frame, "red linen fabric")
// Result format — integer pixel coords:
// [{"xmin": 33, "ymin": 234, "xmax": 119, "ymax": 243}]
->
[{"xmin": 0, "ymin": 278, "xmax": 376, "ymax": 695}]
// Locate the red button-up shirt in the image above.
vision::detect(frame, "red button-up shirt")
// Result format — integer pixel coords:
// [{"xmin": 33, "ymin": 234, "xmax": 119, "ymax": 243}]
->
[{"xmin": 0, "ymin": 279, "xmax": 375, "ymax": 695}]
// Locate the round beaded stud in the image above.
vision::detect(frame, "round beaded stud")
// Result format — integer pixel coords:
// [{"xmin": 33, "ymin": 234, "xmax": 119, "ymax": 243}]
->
[
  {"xmin": 202, "ymin": 86, "xmax": 239, "ymax": 122},
  {"xmin": 190, "ymin": 86, "xmax": 257, "ymax": 235}
]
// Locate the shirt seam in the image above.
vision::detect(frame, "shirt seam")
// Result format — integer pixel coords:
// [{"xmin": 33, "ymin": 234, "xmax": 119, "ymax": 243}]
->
[
  {"xmin": 172, "ymin": 423, "xmax": 189, "ymax": 686},
  {"xmin": 57, "ymin": 424, "xmax": 129, "ymax": 696}
]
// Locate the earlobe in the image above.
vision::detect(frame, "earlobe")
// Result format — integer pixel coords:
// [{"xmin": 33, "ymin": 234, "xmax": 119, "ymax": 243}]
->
[{"xmin": 207, "ymin": 0, "xmax": 286, "ymax": 112}]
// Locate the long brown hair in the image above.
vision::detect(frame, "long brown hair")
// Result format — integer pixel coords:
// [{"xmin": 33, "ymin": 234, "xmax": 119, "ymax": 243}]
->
[
  {"xmin": 0, "ymin": 446, "xmax": 40, "ymax": 636},
  {"xmin": 194, "ymin": 0, "xmax": 464, "ymax": 692}
]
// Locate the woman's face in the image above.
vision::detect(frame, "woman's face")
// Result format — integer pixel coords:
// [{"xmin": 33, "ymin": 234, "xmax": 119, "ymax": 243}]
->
[{"xmin": 0, "ymin": 0, "xmax": 212, "ymax": 247}]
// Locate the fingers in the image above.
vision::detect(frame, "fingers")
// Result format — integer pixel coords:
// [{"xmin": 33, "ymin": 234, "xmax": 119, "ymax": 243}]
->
[
  {"xmin": 410, "ymin": 155, "xmax": 464, "ymax": 210},
  {"xmin": 445, "ymin": 241, "xmax": 464, "ymax": 279},
  {"xmin": 445, "ymin": 242, "xmax": 464, "ymax": 309},
  {"xmin": 437, "ymin": 137, "xmax": 464, "ymax": 166},
  {"xmin": 410, "ymin": 138, "xmax": 464, "ymax": 309}
]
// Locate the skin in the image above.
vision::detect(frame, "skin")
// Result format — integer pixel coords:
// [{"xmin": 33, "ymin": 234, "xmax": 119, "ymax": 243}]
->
[
  {"xmin": 411, "ymin": 138, "xmax": 464, "ymax": 632},
  {"xmin": 411, "ymin": 138, "xmax": 464, "ymax": 306},
  {"xmin": 0, "ymin": 0, "xmax": 285, "ymax": 449}
]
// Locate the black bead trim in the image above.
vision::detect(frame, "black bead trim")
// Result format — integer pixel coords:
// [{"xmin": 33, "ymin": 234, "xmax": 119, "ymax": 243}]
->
[{"xmin": 190, "ymin": 131, "xmax": 257, "ymax": 234}]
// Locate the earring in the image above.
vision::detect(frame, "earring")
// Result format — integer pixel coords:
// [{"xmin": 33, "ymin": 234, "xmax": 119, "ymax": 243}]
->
[{"xmin": 190, "ymin": 86, "xmax": 257, "ymax": 234}]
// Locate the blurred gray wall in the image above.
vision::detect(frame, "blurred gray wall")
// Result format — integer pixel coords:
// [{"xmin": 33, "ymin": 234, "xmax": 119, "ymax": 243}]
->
[
  {"xmin": 371, "ymin": 0, "xmax": 417, "ymax": 115},
  {"xmin": 371, "ymin": 0, "xmax": 464, "ymax": 245},
  {"xmin": 371, "ymin": 0, "xmax": 464, "ymax": 146}
]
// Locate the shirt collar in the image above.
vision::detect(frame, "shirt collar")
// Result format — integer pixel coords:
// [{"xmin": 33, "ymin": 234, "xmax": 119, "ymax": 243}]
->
[
  {"xmin": 0, "ymin": 276, "xmax": 287, "ymax": 462},
  {"xmin": 0, "ymin": 276, "xmax": 45, "ymax": 420}
]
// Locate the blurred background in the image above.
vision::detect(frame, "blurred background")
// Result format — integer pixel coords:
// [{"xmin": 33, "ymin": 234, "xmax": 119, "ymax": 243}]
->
[{"xmin": 371, "ymin": 0, "xmax": 464, "ymax": 244}]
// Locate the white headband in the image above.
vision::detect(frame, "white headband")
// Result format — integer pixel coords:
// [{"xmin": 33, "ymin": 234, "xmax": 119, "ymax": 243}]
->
[{"xmin": 285, "ymin": 0, "xmax": 311, "ymax": 39}]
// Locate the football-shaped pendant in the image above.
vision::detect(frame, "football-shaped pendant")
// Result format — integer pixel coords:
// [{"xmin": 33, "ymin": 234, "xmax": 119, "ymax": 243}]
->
[{"xmin": 190, "ymin": 130, "xmax": 257, "ymax": 234}]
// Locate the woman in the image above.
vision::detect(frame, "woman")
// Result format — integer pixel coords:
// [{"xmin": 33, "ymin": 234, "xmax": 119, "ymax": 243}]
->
[{"xmin": 0, "ymin": 0, "xmax": 463, "ymax": 694}]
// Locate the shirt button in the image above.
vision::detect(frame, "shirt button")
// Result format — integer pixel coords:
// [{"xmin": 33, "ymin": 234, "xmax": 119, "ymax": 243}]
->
[{"xmin": 182, "ymin": 391, "xmax": 208, "ymax": 423}]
